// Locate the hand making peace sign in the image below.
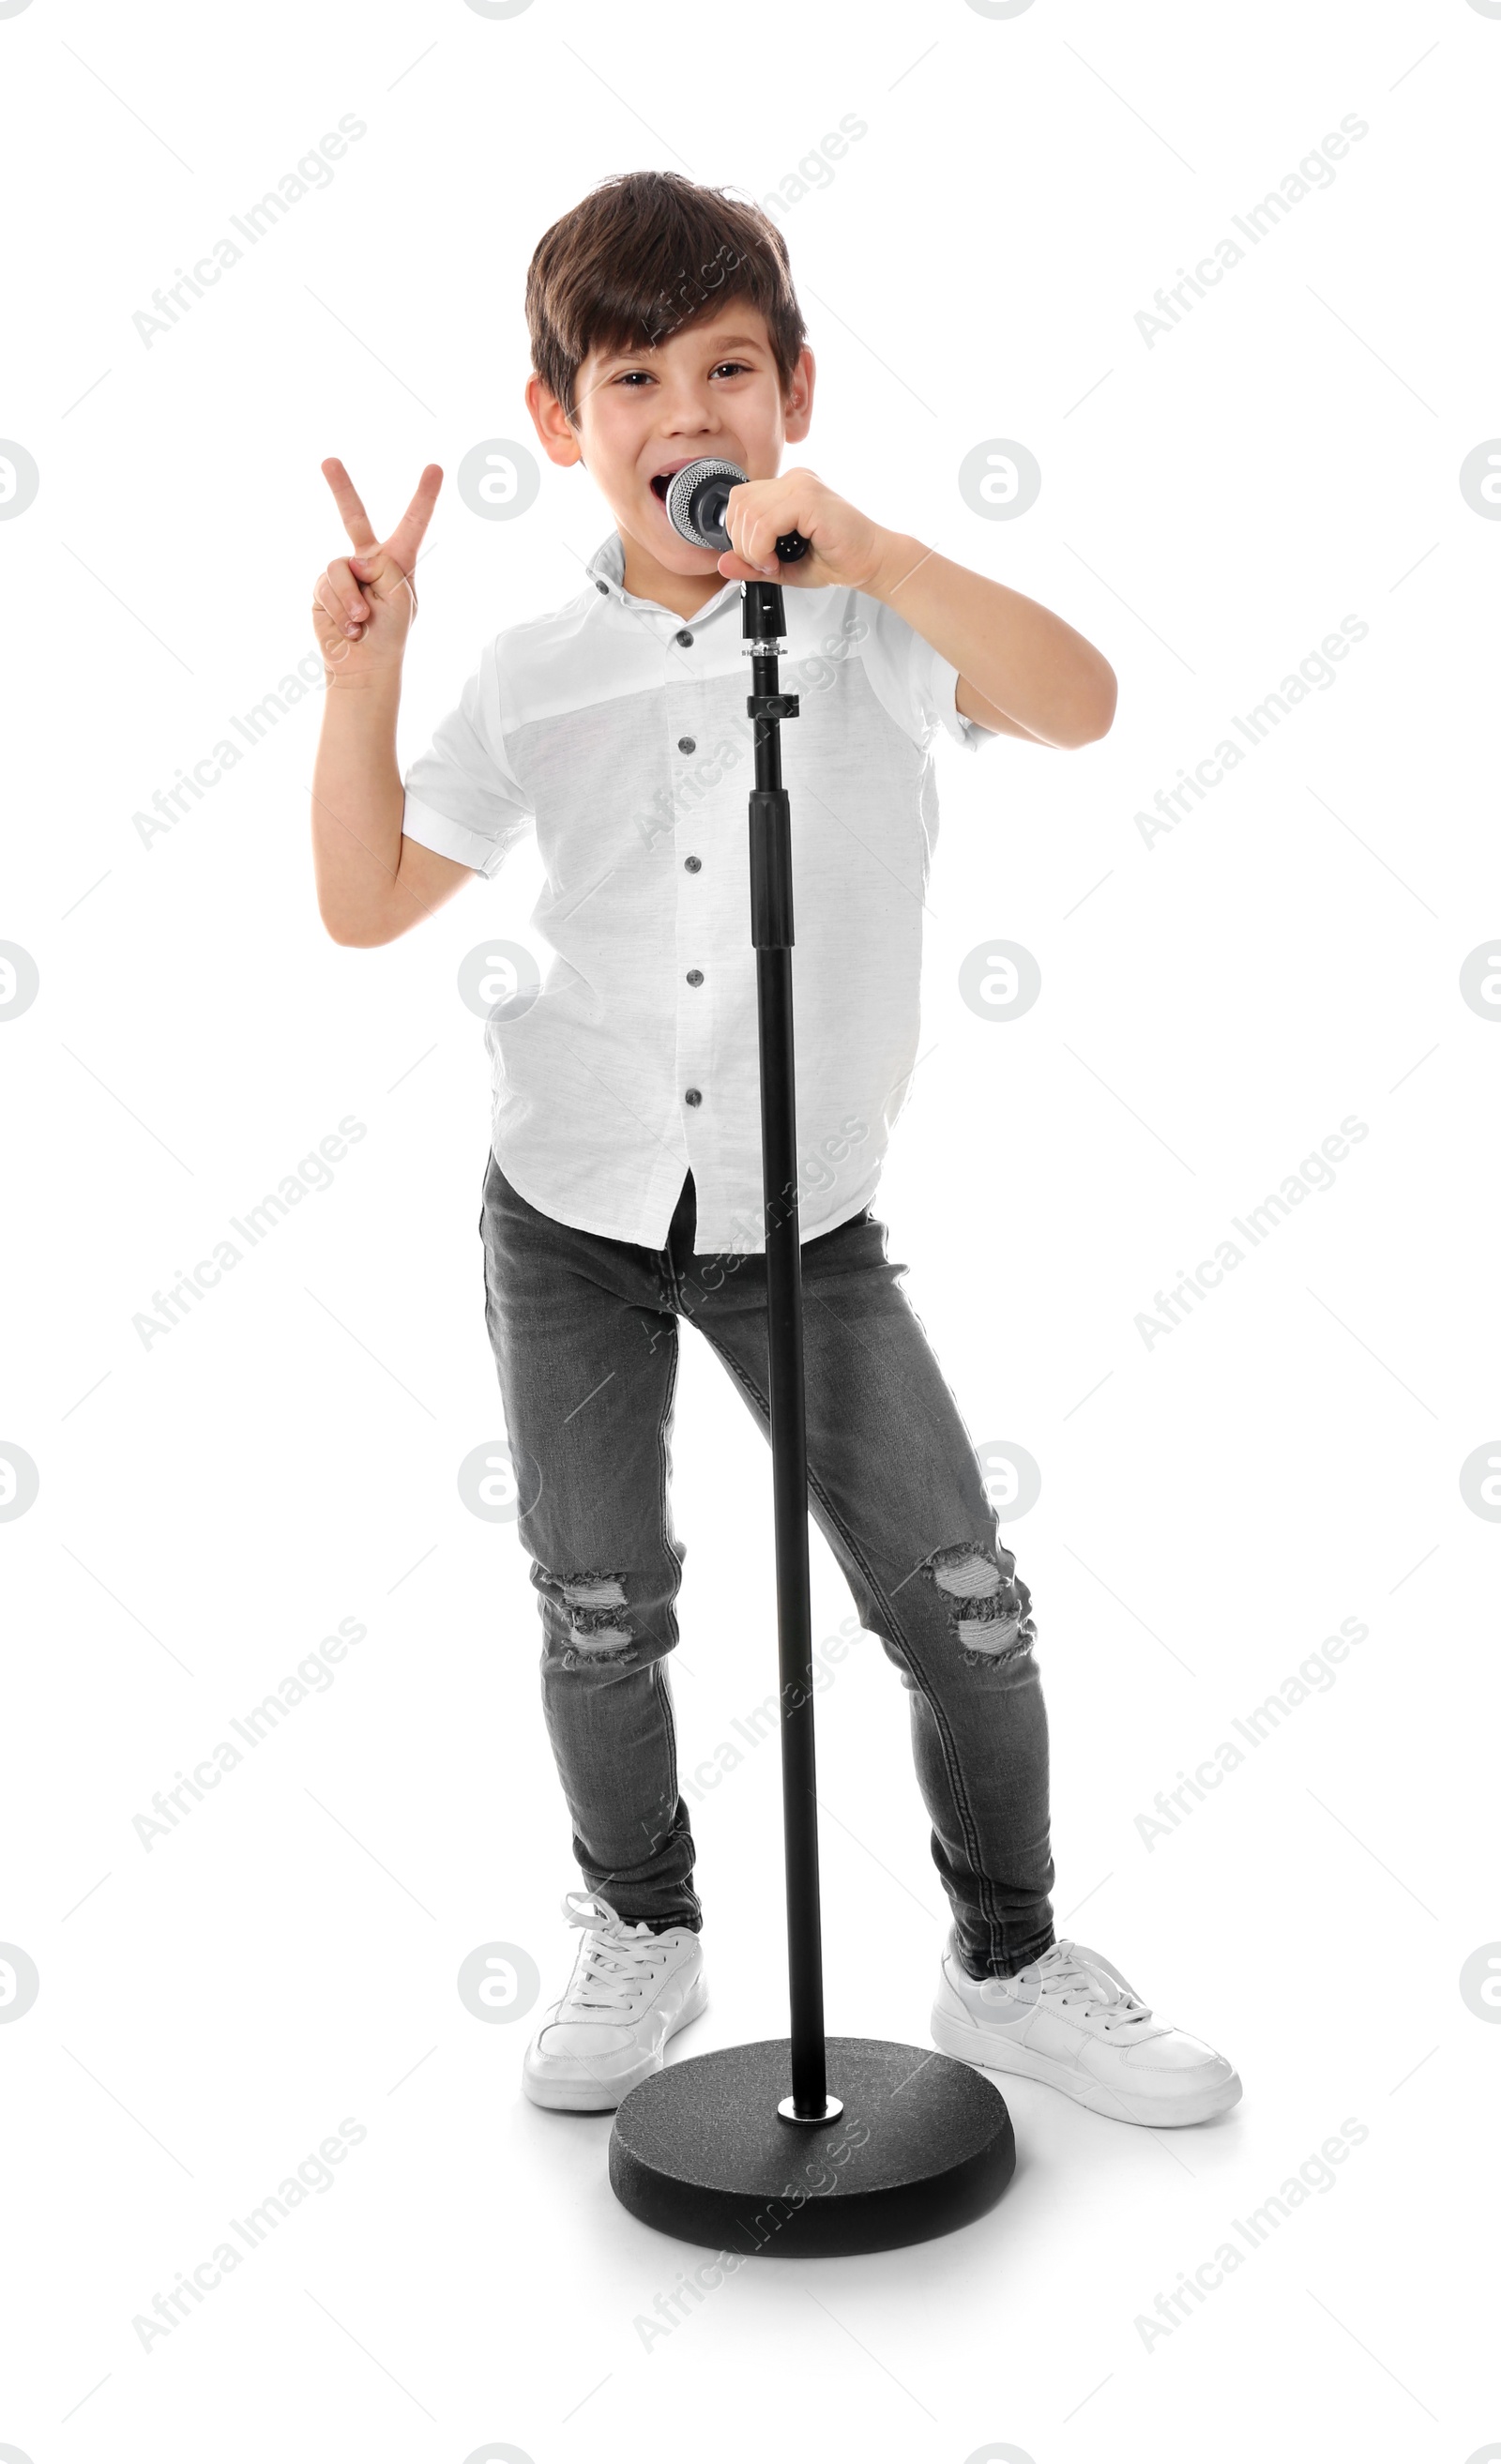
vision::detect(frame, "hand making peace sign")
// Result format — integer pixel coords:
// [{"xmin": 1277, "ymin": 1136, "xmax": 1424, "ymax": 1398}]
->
[{"xmin": 311, "ymin": 458, "xmax": 444, "ymax": 682}]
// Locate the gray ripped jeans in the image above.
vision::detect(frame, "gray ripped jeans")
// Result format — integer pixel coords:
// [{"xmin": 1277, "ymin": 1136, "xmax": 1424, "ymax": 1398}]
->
[{"xmin": 479, "ymin": 1150, "xmax": 1056, "ymax": 1979}]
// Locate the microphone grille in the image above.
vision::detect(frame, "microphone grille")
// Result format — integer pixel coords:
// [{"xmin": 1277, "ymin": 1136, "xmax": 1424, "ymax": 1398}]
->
[{"xmin": 664, "ymin": 456, "xmax": 747, "ymax": 548}]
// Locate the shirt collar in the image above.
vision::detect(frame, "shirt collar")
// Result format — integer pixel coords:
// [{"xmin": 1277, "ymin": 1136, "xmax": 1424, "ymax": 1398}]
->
[{"xmin": 585, "ymin": 530, "xmax": 742, "ymax": 625}]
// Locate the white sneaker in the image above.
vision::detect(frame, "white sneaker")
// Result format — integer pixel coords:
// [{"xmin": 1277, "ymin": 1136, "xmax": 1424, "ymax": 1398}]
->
[
  {"xmin": 523, "ymin": 1890, "xmax": 707, "ymax": 2113},
  {"xmin": 931, "ymin": 1935, "xmax": 1242, "ymax": 2128}
]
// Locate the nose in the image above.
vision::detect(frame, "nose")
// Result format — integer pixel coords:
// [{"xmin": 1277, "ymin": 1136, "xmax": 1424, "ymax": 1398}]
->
[{"xmin": 653, "ymin": 373, "xmax": 720, "ymax": 431}]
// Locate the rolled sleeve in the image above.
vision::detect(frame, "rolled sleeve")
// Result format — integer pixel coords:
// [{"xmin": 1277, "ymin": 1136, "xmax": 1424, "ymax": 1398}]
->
[
  {"xmin": 928, "ymin": 644, "xmax": 1002, "ymax": 753},
  {"xmin": 401, "ymin": 640, "xmax": 534, "ymax": 878},
  {"xmin": 858, "ymin": 591, "xmax": 1001, "ymax": 753}
]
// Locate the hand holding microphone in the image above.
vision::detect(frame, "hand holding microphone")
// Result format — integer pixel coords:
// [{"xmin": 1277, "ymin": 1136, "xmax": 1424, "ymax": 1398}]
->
[
  {"xmin": 663, "ymin": 460, "xmax": 896, "ymax": 591},
  {"xmin": 664, "ymin": 458, "xmax": 810, "ymax": 569}
]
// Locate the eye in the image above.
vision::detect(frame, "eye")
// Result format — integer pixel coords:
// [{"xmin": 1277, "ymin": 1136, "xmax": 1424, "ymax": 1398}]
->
[{"xmin": 613, "ymin": 360, "xmax": 750, "ymax": 384}]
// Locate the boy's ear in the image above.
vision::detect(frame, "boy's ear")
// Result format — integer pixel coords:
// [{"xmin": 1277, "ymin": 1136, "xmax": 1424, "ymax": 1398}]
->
[
  {"xmin": 781, "ymin": 345, "xmax": 816, "ymax": 448},
  {"xmin": 525, "ymin": 371, "xmax": 584, "ymax": 469}
]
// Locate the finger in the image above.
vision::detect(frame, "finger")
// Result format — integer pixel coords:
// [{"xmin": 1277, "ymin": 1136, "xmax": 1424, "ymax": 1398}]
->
[
  {"xmin": 311, "ymin": 601, "xmax": 356, "ymax": 664},
  {"xmin": 726, "ymin": 486, "xmax": 781, "ymax": 576},
  {"xmin": 324, "ymin": 555, "xmax": 371, "ymax": 628},
  {"xmin": 716, "ymin": 550, "xmax": 774, "ymax": 583},
  {"xmin": 313, "ymin": 593, "xmax": 365, "ymax": 649},
  {"xmin": 321, "ymin": 457, "xmax": 380, "ymax": 553},
  {"xmin": 347, "ymin": 556, "xmax": 414, "ymax": 623},
  {"xmin": 315, "ymin": 573, "xmax": 367, "ymax": 638},
  {"xmin": 735, "ymin": 522, "xmax": 780, "ymax": 575},
  {"xmin": 384, "ymin": 464, "xmax": 444, "ymax": 572}
]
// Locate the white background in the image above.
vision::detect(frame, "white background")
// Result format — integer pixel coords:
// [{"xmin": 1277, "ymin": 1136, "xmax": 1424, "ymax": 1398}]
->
[{"xmin": 2, "ymin": 1, "xmax": 1497, "ymax": 2458}]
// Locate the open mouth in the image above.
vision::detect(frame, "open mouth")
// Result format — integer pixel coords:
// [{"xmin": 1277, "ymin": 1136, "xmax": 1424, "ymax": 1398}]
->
[{"xmin": 649, "ymin": 458, "xmax": 700, "ymax": 506}]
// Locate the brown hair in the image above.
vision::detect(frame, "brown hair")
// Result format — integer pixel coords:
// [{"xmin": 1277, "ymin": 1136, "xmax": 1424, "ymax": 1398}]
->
[{"xmin": 525, "ymin": 171, "xmax": 808, "ymax": 425}]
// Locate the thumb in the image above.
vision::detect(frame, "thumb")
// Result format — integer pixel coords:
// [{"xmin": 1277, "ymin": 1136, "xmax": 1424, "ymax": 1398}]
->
[{"xmin": 350, "ymin": 544, "xmax": 416, "ymax": 617}]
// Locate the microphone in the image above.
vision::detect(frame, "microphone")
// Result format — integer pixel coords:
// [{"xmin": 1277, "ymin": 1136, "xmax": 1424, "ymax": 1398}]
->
[{"xmin": 662, "ymin": 457, "xmax": 811, "ymax": 564}]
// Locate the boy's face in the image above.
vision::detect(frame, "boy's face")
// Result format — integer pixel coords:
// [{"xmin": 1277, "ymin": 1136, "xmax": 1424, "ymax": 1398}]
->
[{"xmin": 526, "ymin": 302, "xmax": 814, "ymax": 602}]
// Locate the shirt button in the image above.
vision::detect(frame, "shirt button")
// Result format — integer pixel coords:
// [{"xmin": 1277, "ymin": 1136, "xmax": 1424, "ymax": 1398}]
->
[
  {"xmin": 595, "ymin": 580, "xmax": 609, "ymax": 595},
  {"xmin": 684, "ymin": 855, "xmax": 702, "ymax": 873},
  {"xmin": 687, "ymin": 968, "xmax": 704, "ymax": 986},
  {"xmin": 675, "ymin": 629, "xmax": 693, "ymax": 646},
  {"xmin": 677, "ymin": 735, "xmax": 696, "ymax": 754},
  {"xmin": 685, "ymin": 1088, "xmax": 703, "ymax": 1105}
]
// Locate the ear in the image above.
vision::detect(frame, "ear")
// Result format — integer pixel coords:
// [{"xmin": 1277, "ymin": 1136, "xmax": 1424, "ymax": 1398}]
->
[
  {"xmin": 525, "ymin": 371, "xmax": 584, "ymax": 469},
  {"xmin": 781, "ymin": 345, "xmax": 816, "ymax": 448}
]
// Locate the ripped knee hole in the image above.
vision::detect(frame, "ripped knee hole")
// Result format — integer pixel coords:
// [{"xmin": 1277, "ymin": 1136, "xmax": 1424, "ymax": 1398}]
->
[
  {"xmin": 558, "ymin": 1570, "xmax": 635, "ymax": 1655},
  {"xmin": 925, "ymin": 1542, "xmax": 1036, "ymax": 1661}
]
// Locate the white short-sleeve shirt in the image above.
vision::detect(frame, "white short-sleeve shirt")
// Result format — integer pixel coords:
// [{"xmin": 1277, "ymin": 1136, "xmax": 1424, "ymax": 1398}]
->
[{"xmin": 402, "ymin": 529, "xmax": 998, "ymax": 1255}]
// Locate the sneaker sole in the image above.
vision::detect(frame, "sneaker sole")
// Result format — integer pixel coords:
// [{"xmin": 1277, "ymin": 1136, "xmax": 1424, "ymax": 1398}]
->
[
  {"xmin": 523, "ymin": 1968, "xmax": 708, "ymax": 2114},
  {"xmin": 930, "ymin": 1998, "xmax": 1242, "ymax": 2129}
]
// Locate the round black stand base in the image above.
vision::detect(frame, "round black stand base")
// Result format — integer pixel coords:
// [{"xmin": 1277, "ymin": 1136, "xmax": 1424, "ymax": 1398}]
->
[{"xmin": 609, "ymin": 2037, "xmax": 1014, "ymax": 2258}]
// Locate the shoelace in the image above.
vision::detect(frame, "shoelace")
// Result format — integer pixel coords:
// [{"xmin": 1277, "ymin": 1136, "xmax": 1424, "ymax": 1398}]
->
[
  {"xmin": 993, "ymin": 1939, "xmax": 1165, "ymax": 2039},
  {"xmin": 555, "ymin": 1889, "xmax": 670, "ymax": 2015}
]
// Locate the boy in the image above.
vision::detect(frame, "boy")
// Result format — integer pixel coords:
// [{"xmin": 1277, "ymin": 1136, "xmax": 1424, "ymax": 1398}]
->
[{"xmin": 310, "ymin": 171, "xmax": 1241, "ymax": 2131}]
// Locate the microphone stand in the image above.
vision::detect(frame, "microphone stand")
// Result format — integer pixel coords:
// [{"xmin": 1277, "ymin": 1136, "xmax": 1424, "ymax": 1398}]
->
[
  {"xmin": 745, "ymin": 572, "xmax": 832, "ymax": 2125},
  {"xmin": 607, "ymin": 533, "xmax": 1016, "ymax": 2257}
]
